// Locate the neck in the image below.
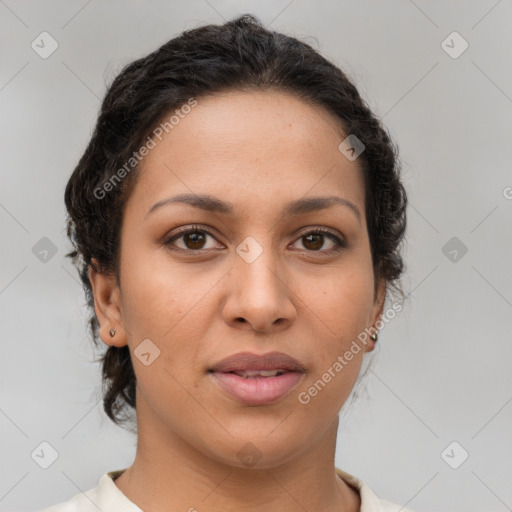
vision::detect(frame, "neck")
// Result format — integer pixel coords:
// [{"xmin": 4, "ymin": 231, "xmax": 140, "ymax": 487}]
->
[{"xmin": 114, "ymin": 401, "xmax": 360, "ymax": 512}]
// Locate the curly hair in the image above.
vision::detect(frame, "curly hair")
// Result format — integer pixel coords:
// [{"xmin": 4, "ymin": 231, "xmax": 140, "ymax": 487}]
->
[{"xmin": 64, "ymin": 14, "xmax": 407, "ymax": 428}]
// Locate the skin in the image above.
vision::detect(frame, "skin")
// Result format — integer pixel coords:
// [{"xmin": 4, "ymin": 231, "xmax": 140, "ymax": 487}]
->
[{"xmin": 89, "ymin": 89, "xmax": 386, "ymax": 512}]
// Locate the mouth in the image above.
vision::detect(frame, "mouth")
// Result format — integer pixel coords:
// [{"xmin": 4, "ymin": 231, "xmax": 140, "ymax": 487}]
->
[
  {"xmin": 208, "ymin": 352, "xmax": 306, "ymax": 405},
  {"xmin": 224, "ymin": 369, "xmax": 290, "ymax": 378}
]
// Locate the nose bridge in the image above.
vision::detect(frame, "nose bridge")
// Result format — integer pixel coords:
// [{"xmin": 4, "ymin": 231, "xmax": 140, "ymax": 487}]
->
[
  {"xmin": 224, "ymin": 233, "xmax": 296, "ymax": 331},
  {"xmin": 234, "ymin": 234, "xmax": 283, "ymax": 296}
]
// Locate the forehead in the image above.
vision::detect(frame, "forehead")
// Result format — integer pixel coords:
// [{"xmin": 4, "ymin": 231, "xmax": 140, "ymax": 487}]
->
[{"xmin": 126, "ymin": 89, "xmax": 365, "ymax": 219}]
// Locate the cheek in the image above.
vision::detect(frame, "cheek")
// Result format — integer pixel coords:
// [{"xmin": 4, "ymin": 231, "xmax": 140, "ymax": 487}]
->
[
  {"xmin": 119, "ymin": 241, "xmax": 207, "ymax": 334},
  {"xmin": 119, "ymin": 224, "xmax": 375, "ymax": 383},
  {"xmin": 118, "ymin": 243, "xmax": 222, "ymax": 380},
  {"xmin": 303, "ymin": 259, "xmax": 375, "ymax": 340},
  {"xmin": 296, "ymin": 261, "xmax": 375, "ymax": 403}
]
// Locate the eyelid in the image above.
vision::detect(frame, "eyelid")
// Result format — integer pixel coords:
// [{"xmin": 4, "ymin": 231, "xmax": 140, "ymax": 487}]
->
[
  {"xmin": 163, "ymin": 224, "xmax": 223, "ymax": 249},
  {"xmin": 291, "ymin": 226, "xmax": 347, "ymax": 252},
  {"xmin": 294, "ymin": 225, "xmax": 345, "ymax": 242},
  {"xmin": 163, "ymin": 224, "xmax": 347, "ymax": 253}
]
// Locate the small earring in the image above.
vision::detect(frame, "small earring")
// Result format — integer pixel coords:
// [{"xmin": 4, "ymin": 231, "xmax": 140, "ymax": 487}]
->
[
  {"xmin": 370, "ymin": 332, "xmax": 379, "ymax": 342},
  {"xmin": 109, "ymin": 328, "xmax": 116, "ymax": 337}
]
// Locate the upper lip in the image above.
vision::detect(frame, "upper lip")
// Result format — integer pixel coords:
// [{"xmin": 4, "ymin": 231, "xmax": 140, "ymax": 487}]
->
[{"xmin": 210, "ymin": 351, "xmax": 306, "ymax": 373}]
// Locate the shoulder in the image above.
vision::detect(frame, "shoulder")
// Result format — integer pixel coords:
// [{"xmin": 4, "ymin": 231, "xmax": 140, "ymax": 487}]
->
[
  {"xmin": 335, "ymin": 467, "xmax": 415, "ymax": 512},
  {"xmin": 37, "ymin": 470, "xmax": 141, "ymax": 512},
  {"xmin": 38, "ymin": 467, "xmax": 413, "ymax": 512}
]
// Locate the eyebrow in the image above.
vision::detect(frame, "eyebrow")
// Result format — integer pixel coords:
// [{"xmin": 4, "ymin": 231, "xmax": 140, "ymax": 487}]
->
[{"xmin": 146, "ymin": 193, "xmax": 361, "ymax": 224}]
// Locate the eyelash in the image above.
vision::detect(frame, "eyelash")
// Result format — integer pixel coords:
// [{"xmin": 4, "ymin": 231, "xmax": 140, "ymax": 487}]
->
[{"xmin": 163, "ymin": 224, "xmax": 347, "ymax": 255}]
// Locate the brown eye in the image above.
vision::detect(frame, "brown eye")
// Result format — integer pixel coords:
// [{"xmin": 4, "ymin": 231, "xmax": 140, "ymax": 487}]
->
[
  {"xmin": 292, "ymin": 229, "xmax": 347, "ymax": 253},
  {"xmin": 182, "ymin": 231, "xmax": 207, "ymax": 250},
  {"xmin": 164, "ymin": 225, "xmax": 222, "ymax": 252},
  {"xmin": 163, "ymin": 225, "xmax": 346, "ymax": 255},
  {"xmin": 302, "ymin": 233, "xmax": 324, "ymax": 250}
]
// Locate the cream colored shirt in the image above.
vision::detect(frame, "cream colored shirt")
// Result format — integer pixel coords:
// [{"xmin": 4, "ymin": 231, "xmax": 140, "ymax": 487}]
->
[{"xmin": 39, "ymin": 467, "xmax": 413, "ymax": 511}]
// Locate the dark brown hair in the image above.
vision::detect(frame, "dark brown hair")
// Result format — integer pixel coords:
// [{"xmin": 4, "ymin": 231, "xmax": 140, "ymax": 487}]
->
[{"xmin": 65, "ymin": 14, "xmax": 407, "ymax": 428}]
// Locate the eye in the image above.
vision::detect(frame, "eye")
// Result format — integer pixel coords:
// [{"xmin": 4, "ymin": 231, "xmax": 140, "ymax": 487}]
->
[
  {"xmin": 163, "ymin": 225, "xmax": 347, "ymax": 254},
  {"xmin": 163, "ymin": 225, "xmax": 223, "ymax": 252},
  {"xmin": 290, "ymin": 228, "xmax": 347, "ymax": 254}
]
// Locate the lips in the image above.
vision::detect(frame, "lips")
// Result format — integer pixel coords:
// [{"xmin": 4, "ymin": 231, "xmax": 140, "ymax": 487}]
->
[
  {"xmin": 230, "ymin": 369, "xmax": 287, "ymax": 378},
  {"xmin": 210, "ymin": 351, "xmax": 306, "ymax": 373},
  {"xmin": 209, "ymin": 351, "xmax": 306, "ymax": 405}
]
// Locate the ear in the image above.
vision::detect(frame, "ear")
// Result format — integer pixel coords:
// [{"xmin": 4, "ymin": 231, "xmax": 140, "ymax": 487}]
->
[
  {"xmin": 364, "ymin": 278, "xmax": 387, "ymax": 353},
  {"xmin": 89, "ymin": 258, "xmax": 127, "ymax": 348}
]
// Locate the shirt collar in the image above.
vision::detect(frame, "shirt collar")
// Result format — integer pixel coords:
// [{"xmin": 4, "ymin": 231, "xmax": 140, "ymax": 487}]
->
[
  {"xmin": 94, "ymin": 467, "xmax": 387, "ymax": 512},
  {"xmin": 335, "ymin": 467, "xmax": 388, "ymax": 512}
]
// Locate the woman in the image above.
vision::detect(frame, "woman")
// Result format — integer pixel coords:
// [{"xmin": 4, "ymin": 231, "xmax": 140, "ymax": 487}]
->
[{"xmin": 45, "ymin": 14, "xmax": 409, "ymax": 512}]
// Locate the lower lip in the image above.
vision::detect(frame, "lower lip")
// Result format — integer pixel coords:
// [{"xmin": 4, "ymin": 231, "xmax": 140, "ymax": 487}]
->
[{"xmin": 210, "ymin": 371, "xmax": 304, "ymax": 405}]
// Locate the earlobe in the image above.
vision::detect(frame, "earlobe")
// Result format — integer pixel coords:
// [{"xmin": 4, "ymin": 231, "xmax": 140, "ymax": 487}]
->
[
  {"xmin": 89, "ymin": 258, "xmax": 128, "ymax": 348},
  {"xmin": 364, "ymin": 279, "xmax": 387, "ymax": 353}
]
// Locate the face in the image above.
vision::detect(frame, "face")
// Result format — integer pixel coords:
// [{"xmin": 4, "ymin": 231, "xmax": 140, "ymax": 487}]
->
[{"xmin": 91, "ymin": 89, "xmax": 385, "ymax": 469}]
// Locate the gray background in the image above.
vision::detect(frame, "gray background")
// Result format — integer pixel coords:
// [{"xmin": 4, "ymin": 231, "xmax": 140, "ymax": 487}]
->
[{"xmin": 1, "ymin": 1, "xmax": 511, "ymax": 511}]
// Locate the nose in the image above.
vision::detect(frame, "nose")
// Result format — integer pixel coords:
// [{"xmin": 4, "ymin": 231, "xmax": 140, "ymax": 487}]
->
[{"xmin": 221, "ymin": 244, "xmax": 297, "ymax": 334}]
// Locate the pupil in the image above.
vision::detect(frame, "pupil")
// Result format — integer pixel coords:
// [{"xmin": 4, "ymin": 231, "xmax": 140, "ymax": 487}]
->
[
  {"xmin": 305, "ymin": 234, "xmax": 322, "ymax": 250},
  {"xmin": 186, "ymin": 232, "xmax": 205, "ymax": 249}
]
